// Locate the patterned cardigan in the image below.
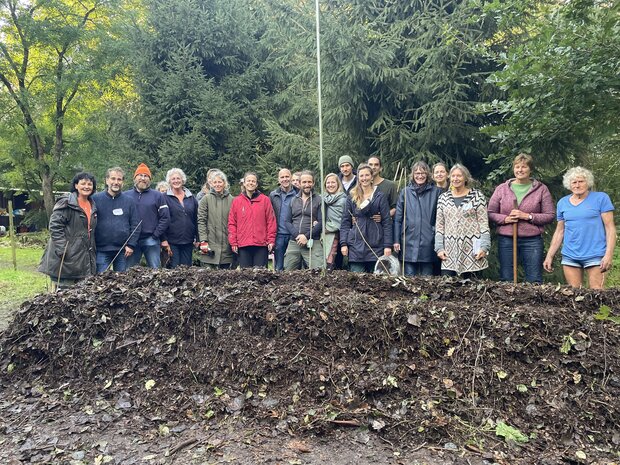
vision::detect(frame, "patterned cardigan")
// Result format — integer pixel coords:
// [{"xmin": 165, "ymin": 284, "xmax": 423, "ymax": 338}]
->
[{"xmin": 434, "ymin": 189, "xmax": 490, "ymax": 274}]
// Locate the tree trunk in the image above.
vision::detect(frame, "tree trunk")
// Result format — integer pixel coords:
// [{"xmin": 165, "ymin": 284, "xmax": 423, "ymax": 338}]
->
[{"xmin": 41, "ymin": 170, "xmax": 55, "ymax": 220}]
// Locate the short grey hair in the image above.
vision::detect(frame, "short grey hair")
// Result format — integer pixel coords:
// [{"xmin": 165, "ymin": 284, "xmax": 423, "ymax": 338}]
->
[
  {"xmin": 106, "ymin": 167, "xmax": 125, "ymax": 179},
  {"xmin": 450, "ymin": 163, "xmax": 474, "ymax": 187},
  {"xmin": 209, "ymin": 169, "xmax": 230, "ymax": 190},
  {"xmin": 166, "ymin": 168, "xmax": 187, "ymax": 184},
  {"xmin": 563, "ymin": 166, "xmax": 594, "ymax": 190}
]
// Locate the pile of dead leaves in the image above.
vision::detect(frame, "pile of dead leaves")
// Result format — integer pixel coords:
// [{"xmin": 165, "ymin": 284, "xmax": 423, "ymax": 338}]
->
[{"xmin": 1, "ymin": 268, "xmax": 619, "ymax": 464}]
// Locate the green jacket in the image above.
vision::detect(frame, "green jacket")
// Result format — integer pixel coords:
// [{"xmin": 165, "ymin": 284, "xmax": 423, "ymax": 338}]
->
[
  {"xmin": 39, "ymin": 193, "xmax": 97, "ymax": 279},
  {"xmin": 197, "ymin": 189, "xmax": 234, "ymax": 265}
]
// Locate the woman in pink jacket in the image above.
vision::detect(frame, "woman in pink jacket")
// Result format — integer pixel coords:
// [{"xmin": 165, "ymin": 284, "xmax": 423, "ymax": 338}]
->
[
  {"xmin": 488, "ymin": 154, "xmax": 555, "ymax": 283},
  {"xmin": 228, "ymin": 172, "xmax": 277, "ymax": 268}
]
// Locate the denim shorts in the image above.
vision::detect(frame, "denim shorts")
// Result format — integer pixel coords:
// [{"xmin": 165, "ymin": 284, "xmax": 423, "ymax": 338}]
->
[{"xmin": 561, "ymin": 256, "xmax": 602, "ymax": 268}]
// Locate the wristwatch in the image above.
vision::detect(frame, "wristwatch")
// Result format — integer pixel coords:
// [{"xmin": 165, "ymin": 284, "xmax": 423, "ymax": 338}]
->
[{"xmin": 528, "ymin": 214, "xmax": 533, "ymax": 222}]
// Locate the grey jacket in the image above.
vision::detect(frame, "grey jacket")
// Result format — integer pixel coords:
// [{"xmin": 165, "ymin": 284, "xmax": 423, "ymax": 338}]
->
[{"xmin": 39, "ymin": 193, "xmax": 97, "ymax": 279}]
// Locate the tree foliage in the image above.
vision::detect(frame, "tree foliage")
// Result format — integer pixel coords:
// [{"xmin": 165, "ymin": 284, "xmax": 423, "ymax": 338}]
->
[
  {"xmin": 0, "ymin": 0, "xmax": 130, "ymax": 215},
  {"xmin": 483, "ymin": 0, "xmax": 620, "ymax": 185}
]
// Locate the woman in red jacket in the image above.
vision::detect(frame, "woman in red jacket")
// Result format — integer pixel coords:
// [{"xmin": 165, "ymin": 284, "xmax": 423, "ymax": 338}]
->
[
  {"xmin": 488, "ymin": 153, "xmax": 555, "ymax": 283},
  {"xmin": 228, "ymin": 172, "xmax": 277, "ymax": 268}
]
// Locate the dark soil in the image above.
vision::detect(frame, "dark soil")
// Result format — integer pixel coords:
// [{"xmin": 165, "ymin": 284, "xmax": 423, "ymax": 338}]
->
[{"xmin": 1, "ymin": 268, "xmax": 619, "ymax": 464}]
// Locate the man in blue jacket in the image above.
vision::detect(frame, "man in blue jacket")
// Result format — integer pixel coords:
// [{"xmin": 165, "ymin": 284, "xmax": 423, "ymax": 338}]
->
[
  {"xmin": 92, "ymin": 167, "xmax": 141, "ymax": 272},
  {"xmin": 124, "ymin": 163, "xmax": 170, "ymax": 268},
  {"xmin": 269, "ymin": 168, "xmax": 298, "ymax": 271}
]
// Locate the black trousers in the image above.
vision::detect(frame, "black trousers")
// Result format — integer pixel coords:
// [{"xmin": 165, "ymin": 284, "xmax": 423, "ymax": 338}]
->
[{"xmin": 238, "ymin": 246, "xmax": 269, "ymax": 269}]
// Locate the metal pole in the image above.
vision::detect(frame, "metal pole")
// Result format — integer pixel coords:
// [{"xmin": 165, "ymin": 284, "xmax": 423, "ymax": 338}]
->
[
  {"xmin": 8, "ymin": 200, "xmax": 17, "ymax": 271},
  {"xmin": 315, "ymin": 0, "xmax": 326, "ymax": 270}
]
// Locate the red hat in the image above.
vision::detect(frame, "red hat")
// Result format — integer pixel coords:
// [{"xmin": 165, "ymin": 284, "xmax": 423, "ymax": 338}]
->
[{"xmin": 134, "ymin": 163, "xmax": 152, "ymax": 178}]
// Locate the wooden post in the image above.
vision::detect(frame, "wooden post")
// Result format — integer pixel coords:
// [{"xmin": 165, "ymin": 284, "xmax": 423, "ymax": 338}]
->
[
  {"xmin": 8, "ymin": 200, "xmax": 17, "ymax": 271},
  {"xmin": 512, "ymin": 199, "xmax": 518, "ymax": 284}
]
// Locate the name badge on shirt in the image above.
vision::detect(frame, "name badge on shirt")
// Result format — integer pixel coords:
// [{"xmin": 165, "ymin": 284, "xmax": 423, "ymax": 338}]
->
[{"xmin": 112, "ymin": 208, "xmax": 124, "ymax": 216}]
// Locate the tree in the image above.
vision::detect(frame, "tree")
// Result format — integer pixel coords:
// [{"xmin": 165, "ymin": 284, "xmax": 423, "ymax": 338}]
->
[
  {"xmin": 482, "ymin": 0, "xmax": 620, "ymax": 183},
  {"xmin": 0, "ymin": 0, "xmax": 127, "ymax": 216}
]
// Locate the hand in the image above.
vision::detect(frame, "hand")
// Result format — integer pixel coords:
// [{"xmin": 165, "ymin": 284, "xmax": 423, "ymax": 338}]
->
[
  {"xmin": 268, "ymin": 243, "xmax": 274, "ymax": 253},
  {"xmin": 296, "ymin": 234, "xmax": 308, "ymax": 246},
  {"xmin": 199, "ymin": 242, "xmax": 209, "ymax": 253},
  {"xmin": 393, "ymin": 243, "xmax": 401, "ymax": 253},
  {"xmin": 383, "ymin": 248, "xmax": 392, "ymax": 257},
  {"xmin": 160, "ymin": 240, "xmax": 172, "ymax": 255},
  {"xmin": 504, "ymin": 215, "xmax": 518, "ymax": 224},
  {"xmin": 600, "ymin": 254, "xmax": 613, "ymax": 273},
  {"xmin": 341, "ymin": 245, "xmax": 348, "ymax": 257},
  {"xmin": 437, "ymin": 250, "xmax": 447, "ymax": 261},
  {"xmin": 371, "ymin": 213, "xmax": 381, "ymax": 223},
  {"xmin": 510, "ymin": 209, "xmax": 530, "ymax": 221},
  {"xmin": 232, "ymin": 245, "xmax": 239, "ymax": 254},
  {"xmin": 474, "ymin": 250, "xmax": 487, "ymax": 260},
  {"xmin": 124, "ymin": 246, "xmax": 134, "ymax": 258},
  {"xmin": 543, "ymin": 255, "xmax": 554, "ymax": 272}
]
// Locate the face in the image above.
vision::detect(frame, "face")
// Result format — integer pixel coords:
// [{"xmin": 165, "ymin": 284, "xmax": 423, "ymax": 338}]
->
[
  {"xmin": 325, "ymin": 176, "xmax": 338, "ymax": 194},
  {"xmin": 75, "ymin": 178, "xmax": 93, "ymax": 198},
  {"xmin": 513, "ymin": 162, "xmax": 531, "ymax": 181},
  {"xmin": 212, "ymin": 176, "xmax": 225, "ymax": 193},
  {"xmin": 244, "ymin": 175, "xmax": 258, "ymax": 194},
  {"xmin": 158, "ymin": 184, "xmax": 168, "ymax": 193},
  {"xmin": 340, "ymin": 163, "xmax": 353, "ymax": 177},
  {"xmin": 367, "ymin": 158, "xmax": 381, "ymax": 177},
  {"xmin": 358, "ymin": 168, "xmax": 373, "ymax": 187},
  {"xmin": 291, "ymin": 174, "xmax": 301, "ymax": 189},
  {"xmin": 412, "ymin": 169, "xmax": 428, "ymax": 186},
  {"xmin": 300, "ymin": 174, "xmax": 314, "ymax": 195},
  {"xmin": 570, "ymin": 176, "xmax": 588, "ymax": 196},
  {"xmin": 134, "ymin": 173, "xmax": 151, "ymax": 191},
  {"xmin": 450, "ymin": 169, "xmax": 465, "ymax": 189},
  {"xmin": 433, "ymin": 165, "xmax": 447, "ymax": 183},
  {"xmin": 278, "ymin": 169, "xmax": 292, "ymax": 189},
  {"xmin": 106, "ymin": 171, "xmax": 124, "ymax": 195},
  {"xmin": 169, "ymin": 173, "xmax": 184, "ymax": 190}
]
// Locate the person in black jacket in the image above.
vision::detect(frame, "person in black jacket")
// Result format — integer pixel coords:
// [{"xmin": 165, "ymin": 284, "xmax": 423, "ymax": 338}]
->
[
  {"xmin": 124, "ymin": 163, "xmax": 170, "ymax": 268},
  {"xmin": 163, "ymin": 168, "xmax": 199, "ymax": 267},
  {"xmin": 393, "ymin": 161, "xmax": 442, "ymax": 276},
  {"xmin": 39, "ymin": 172, "xmax": 98, "ymax": 288},
  {"xmin": 92, "ymin": 167, "xmax": 141, "ymax": 272}
]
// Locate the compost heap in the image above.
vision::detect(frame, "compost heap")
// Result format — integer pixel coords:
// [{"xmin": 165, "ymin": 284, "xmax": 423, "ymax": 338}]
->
[{"xmin": 1, "ymin": 268, "xmax": 619, "ymax": 463}]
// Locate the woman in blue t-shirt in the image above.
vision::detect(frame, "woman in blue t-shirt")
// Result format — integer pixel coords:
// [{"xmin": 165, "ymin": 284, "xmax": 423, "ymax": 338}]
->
[{"xmin": 543, "ymin": 167, "xmax": 616, "ymax": 289}]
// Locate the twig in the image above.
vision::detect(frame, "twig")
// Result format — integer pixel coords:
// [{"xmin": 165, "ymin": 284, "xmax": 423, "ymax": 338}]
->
[
  {"xmin": 471, "ymin": 328, "xmax": 484, "ymax": 408},
  {"xmin": 168, "ymin": 437, "xmax": 199, "ymax": 456}
]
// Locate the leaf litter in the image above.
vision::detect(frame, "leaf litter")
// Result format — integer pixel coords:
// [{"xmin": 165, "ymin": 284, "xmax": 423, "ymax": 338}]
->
[{"xmin": 0, "ymin": 268, "xmax": 619, "ymax": 464}]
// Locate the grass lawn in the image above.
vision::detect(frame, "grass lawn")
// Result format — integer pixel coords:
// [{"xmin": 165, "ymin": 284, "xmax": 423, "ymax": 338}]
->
[{"xmin": 0, "ymin": 242, "xmax": 48, "ymax": 331}]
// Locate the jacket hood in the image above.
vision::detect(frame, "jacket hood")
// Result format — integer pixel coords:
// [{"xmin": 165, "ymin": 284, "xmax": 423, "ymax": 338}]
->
[{"xmin": 324, "ymin": 191, "xmax": 346, "ymax": 205}]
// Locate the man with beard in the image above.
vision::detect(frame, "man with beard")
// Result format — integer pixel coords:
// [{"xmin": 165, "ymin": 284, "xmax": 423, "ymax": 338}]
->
[
  {"xmin": 337, "ymin": 155, "xmax": 357, "ymax": 194},
  {"xmin": 283, "ymin": 171, "xmax": 324, "ymax": 270},
  {"xmin": 269, "ymin": 168, "xmax": 298, "ymax": 271},
  {"xmin": 92, "ymin": 167, "xmax": 141, "ymax": 272},
  {"xmin": 368, "ymin": 156, "xmax": 398, "ymax": 218},
  {"xmin": 125, "ymin": 163, "xmax": 170, "ymax": 268}
]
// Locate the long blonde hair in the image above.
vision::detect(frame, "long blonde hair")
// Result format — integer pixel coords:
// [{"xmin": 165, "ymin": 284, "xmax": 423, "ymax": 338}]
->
[{"xmin": 350, "ymin": 164, "xmax": 373, "ymax": 209}]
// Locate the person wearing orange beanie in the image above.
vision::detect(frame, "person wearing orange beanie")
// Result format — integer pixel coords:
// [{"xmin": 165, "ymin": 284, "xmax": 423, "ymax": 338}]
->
[
  {"xmin": 134, "ymin": 163, "xmax": 152, "ymax": 179},
  {"xmin": 124, "ymin": 163, "xmax": 170, "ymax": 268}
]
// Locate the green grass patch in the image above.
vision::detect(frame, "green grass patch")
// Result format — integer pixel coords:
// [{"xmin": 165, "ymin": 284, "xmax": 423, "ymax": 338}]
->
[{"xmin": 0, "ymin": 243, "xmax": 48, "ymax": 331}]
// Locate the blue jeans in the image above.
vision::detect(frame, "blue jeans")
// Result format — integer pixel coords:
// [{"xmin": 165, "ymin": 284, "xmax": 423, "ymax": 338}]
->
[
  {"xmin": 274, "ymin": 233, "xmax": 290, "ymax": 271},
  {"xmin": 498, "ymin": 235, "xmax": 544, "ymax": 283},
  {"xmin": 96, "ymin": 250, "xmax": 128, "ymax": 273},
  {"xmin": 404, "ymin": 262, "xmax": 433, "ymax": 277},
  {"xmin": 127, "ymin": 236, "xmax": 161, "ymax": 269},
  {"xmin": 170, "ymin": 244, "xmax": 194, "ymax": 268}
]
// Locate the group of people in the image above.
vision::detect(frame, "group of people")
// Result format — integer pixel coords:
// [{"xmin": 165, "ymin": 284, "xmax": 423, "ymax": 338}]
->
[{"xmin": 39, "ymin": 154, "xmax": 616, "ymax": 289}]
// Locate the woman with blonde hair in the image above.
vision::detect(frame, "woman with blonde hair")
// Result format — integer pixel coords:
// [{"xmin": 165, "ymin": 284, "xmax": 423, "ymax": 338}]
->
[
  {"xmin": 488, "ymin": 153, "xmax": 555, "ymax": 283},
  {"xmin": 340, "ymin": 164, "xmax": 392, "ymax": 273},
  {"xmin": 323, "ymin": 173, "xmax": 347, "ymax": 270},
  {"xmin": 543, "ymin": 167, "xmax": 615, "ymax": 289}
]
